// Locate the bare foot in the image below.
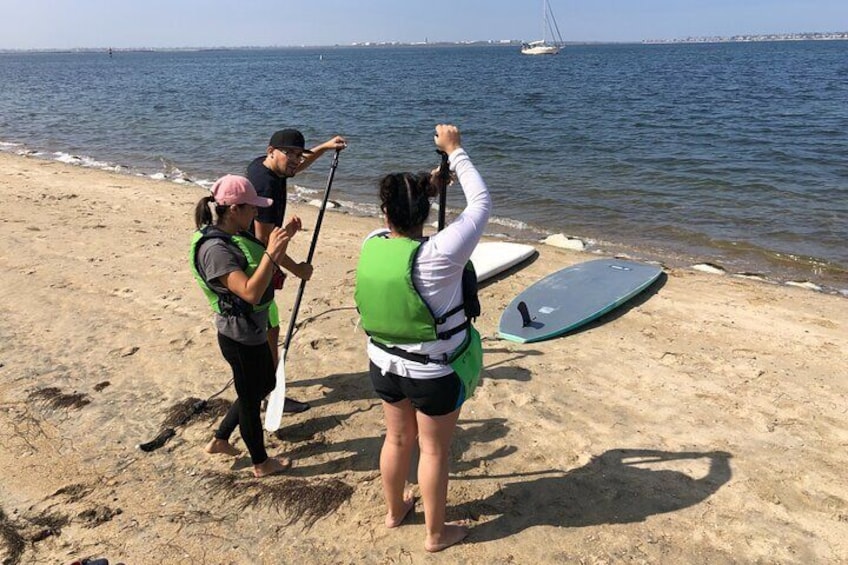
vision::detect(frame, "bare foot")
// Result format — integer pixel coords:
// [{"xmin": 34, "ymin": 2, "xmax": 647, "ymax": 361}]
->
[
  {"xmin": 253, "ymin": 456, "xmax": 292, "ymax": 478},
  {"xmin": 385, "ymin": 491, "xmax": 416, "ymax": 528},
  {"xmin": 424, "ymin": 522, "xmax": 468, "ymax": 553},
  {"xmin": 204, "ymin": 438, "xmax": 240, "ymax": 457}
]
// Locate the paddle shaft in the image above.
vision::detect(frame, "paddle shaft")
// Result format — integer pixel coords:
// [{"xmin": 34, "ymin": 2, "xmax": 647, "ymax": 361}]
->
[
  {"xmin": 281, "ymin": 149, "xmax": 341, "ymax": 360},
  {"xmin": 436, "ymin": 149, "xmax": 450, "ymax": 231}
]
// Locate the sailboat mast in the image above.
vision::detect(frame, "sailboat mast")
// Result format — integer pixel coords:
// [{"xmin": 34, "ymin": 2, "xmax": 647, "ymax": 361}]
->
[
  {"xmin": 549, "ymin": 1, "xmax": 564, "ymax": 46},
  {"xmin": 521, "ymin": 0, "xmax": 562, "ymax": 54}
]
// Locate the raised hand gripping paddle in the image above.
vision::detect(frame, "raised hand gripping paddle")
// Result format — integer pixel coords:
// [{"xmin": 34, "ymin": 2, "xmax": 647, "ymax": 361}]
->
[{"xmin": 264, "ymin": 149, "xmax": 341, "ymax": 432}]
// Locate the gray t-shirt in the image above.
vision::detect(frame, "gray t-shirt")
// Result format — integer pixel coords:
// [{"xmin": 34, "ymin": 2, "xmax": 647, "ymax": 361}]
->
[{"xmin": 196, "ymin": 238, "xmax": 270, "ymax": 345}]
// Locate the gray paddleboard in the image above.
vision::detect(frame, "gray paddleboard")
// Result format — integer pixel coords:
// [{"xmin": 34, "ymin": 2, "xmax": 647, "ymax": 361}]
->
[{"xmin": 498, "ymin": 258, "xmax": 662, "ymax": 343}]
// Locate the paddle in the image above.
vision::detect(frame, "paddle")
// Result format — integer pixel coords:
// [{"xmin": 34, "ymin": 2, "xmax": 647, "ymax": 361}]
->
[
  {"xmin": 435, "ymin": 149, "xmax": 450, "ymax": 231},
  {"xmin": 264, "ymin": 148, "xmax": 341, "ymax": 432}
]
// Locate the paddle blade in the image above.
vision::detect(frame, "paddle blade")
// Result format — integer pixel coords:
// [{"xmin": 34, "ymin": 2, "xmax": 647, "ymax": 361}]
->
[{"xmin": 263, "ymin": 348, "xmax": 287, "ymax": 432}]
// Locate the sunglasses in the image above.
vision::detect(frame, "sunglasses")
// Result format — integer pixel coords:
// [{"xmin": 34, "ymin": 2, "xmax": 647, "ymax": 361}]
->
[{"xmin": 278, "ymin": 148, "xmax": 306, "ymax": 164}]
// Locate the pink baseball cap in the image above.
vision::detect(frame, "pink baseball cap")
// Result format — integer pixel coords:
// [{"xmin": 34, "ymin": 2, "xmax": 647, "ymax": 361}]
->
[{"xmin": 210, "ymin": 175, "xmax": 272, "ymax": 207}]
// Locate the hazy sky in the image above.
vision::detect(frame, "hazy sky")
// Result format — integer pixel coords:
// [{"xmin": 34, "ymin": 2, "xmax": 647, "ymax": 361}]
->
[{"xmin": 1, "ymin": 0, "xmax": 846, "ymax": 49}]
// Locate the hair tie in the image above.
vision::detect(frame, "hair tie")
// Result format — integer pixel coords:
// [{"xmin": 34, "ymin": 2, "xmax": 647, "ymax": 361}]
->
[{"xmin": 208, "ymin": 197, "xmax": 219, "ymax": 222}]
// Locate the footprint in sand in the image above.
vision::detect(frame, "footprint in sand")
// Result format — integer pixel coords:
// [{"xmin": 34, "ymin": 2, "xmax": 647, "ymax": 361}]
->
[
  {"xmin": 110, "ymin": 346, "xmax": 139, "ymax": 358},
  {"xmin": 111, "ymin": 287, "xmax": 135, "ymax": 298},
  {"xmin": 309, "ymin": 337, "xmax": 339, "ymax": 350},
  {"xmin": 659, "ymin": 351, "xmax": 682, "ymax": 366},
  {"xmin": 169, "ymin": 337, "xmax": 194, "ymax": 351}
]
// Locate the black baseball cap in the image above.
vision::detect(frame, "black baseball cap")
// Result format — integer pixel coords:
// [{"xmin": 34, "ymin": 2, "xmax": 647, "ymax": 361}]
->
[{"xmin": 268, "ymin": 129, "xmax": 313, "ymax": 154}]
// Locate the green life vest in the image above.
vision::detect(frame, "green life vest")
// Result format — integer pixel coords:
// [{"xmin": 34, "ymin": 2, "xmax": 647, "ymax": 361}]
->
[
  {"xmin": 189, "ymin": 226, "xmax": 274, "ymax": 317},
  {"xmin": 354, "ymin": 235, "xmax": 475, "ymax": 345},
  {"xmin": 355, "ymin": 235, "xmax": 484, "ymax": 400}
]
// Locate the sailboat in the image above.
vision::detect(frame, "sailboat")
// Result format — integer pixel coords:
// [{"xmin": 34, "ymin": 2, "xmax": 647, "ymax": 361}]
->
[{"xmin": 521, "ymin": 0, "xmax": 564, "ymax": 55}]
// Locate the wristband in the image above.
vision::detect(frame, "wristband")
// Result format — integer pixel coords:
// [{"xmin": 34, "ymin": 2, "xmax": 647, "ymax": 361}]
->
[{"xmin": 264, "ymin": 251, "xmax": 281, "ymax": 270}]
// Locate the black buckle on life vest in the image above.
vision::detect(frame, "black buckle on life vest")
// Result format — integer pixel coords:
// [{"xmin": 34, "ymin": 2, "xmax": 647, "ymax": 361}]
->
[
  {"xmin": 369, "ymin": 339, "xmax": 451, "ymax": 366},
  {"xmin": 434, "ymin": 302, "xmax": 465, "ymax": 325},
  {"xmin": 436, "ymin": 319, "xmax": 470, "ymax": 340}
]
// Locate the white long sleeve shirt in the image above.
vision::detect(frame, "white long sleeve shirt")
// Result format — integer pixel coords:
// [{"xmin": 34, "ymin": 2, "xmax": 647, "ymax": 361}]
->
[{"xmin": 365, "ymin": 147, "xmax": 491, "ymax": 379}]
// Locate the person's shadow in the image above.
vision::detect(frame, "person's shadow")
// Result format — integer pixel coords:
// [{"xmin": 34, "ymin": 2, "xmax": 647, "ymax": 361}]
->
[
  {"xmin": 453, "ymin": 448, "xmax": 732, "ymax": 544},
  {"xmin": 288, "ymin": 370, "xmax": 375, "ymax": 408}
]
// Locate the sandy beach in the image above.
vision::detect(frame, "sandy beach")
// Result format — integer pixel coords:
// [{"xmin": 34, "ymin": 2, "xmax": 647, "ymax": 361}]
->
[{"xmin": 1, "ymin": 152, "xmax": 846, "ymax": 564}]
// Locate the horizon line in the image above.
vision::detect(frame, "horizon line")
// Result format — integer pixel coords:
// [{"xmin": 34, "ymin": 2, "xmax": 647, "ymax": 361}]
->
[{"xmin": 2, "ymin": 31, "xmax": 847, "ymax": 53}]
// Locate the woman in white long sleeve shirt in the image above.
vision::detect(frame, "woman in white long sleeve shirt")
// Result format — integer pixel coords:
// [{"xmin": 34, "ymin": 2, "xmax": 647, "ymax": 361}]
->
[{"xmin": 354, "ymin": 124, "xmax": 491, "ymax": 552}]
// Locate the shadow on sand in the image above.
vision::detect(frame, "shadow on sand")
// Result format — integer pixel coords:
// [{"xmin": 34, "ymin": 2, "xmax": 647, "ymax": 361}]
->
[
  {"xmin": 281, "ymin": 414, "xmax": 516, "ymax": 479},
  {"xmin": 289, "ymin": 342, "xmax": 542, "ymax": 405},
  {"xmin": 453, "ymin": 448, "xmax": 732, "ymax": 544}
]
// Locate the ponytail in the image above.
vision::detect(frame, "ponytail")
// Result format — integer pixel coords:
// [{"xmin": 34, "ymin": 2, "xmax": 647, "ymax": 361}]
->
[
  {"xmin": 194, "ymin": 195, "xmax": 232, "ymax": 229},
  {"xmin": 194, "ymin": 195, "xmax": 214, "ymax": 228}
]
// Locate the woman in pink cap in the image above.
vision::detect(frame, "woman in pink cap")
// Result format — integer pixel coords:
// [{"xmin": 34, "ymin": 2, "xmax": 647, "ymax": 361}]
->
[{"xmin": 190, "ymin": 174, "xmax": 301, "ymax": 477}]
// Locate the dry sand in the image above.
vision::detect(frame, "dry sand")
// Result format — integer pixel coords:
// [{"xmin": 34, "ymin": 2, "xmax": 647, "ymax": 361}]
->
[{"xmin": 1, "ymin": 152, "xmax": 846, "ymax": 564}]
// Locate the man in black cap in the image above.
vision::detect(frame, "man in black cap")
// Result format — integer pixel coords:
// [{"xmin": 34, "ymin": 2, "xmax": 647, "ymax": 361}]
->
[{"xmin": 247, "ymin": 128, "xmax": 347, "ymax": 413}]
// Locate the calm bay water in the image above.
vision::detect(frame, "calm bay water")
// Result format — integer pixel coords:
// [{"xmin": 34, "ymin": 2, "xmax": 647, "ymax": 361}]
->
[{"xmin": 1, "ymin": 43, "xmax": 846, "ymax": 293}]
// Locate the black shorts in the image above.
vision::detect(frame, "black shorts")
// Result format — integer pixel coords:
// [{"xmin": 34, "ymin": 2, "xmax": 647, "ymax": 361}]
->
[{"xmin": 369, "ymin": 362, "xmax": 463, "ymax": 416}]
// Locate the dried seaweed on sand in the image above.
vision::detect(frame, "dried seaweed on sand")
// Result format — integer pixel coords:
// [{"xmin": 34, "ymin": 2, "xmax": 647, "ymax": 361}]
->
[
  {"xmin": 0, "ymin": 507, "xmax": 26, "ymax": 565},
  {"xmin": 201, "ymin": 472, "xmax": 354, "ymax": 528},
  {"xmin": 28, "ymin": 387, "xmax": 91, "ymax": 410},
  {"xmin": 27, "ymin": 512, "xmax": 69, "ymax": 542},
  {"xmin": 139, "ymin": 397, "xmax": 232, "ymax": 452}
]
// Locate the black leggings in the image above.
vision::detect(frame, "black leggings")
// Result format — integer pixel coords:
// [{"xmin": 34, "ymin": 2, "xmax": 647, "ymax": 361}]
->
[{"xmin": 214, "ymin": 333, "xmax": 276, "ymax": 465}]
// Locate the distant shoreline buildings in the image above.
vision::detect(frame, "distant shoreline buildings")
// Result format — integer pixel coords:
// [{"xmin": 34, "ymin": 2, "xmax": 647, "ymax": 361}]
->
[
  {"xmin": 643, "ymin": 31, "xmax": 848, "ymax": 44},
  {"xmin": 2, "ymin": 32, "xmax": 847, "ymax": 53}
]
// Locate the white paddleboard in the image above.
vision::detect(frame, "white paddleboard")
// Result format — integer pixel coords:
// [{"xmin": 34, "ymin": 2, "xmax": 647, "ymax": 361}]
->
[
  {"xmin": 470, "ymin": 242, "xmax": 536, "ymax": 282},
  {"xmin": 263, "ymin": 347, "xmax": 287, "ymax": 432}
]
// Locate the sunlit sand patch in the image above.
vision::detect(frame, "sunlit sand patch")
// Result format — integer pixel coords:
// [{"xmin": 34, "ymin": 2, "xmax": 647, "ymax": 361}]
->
[{"xmin": 620, "ymin": 454, "xmax": 714, "ymax": 481}]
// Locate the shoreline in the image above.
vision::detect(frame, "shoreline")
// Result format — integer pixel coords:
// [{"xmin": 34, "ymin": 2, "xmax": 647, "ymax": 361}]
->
[
  {"xmin": 3, "ymin": 146, "xmax": 845, "ymax": 297},
  {"xmin": 1, "ymin": 151, "xmax": 847, "ymax": 562}
]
